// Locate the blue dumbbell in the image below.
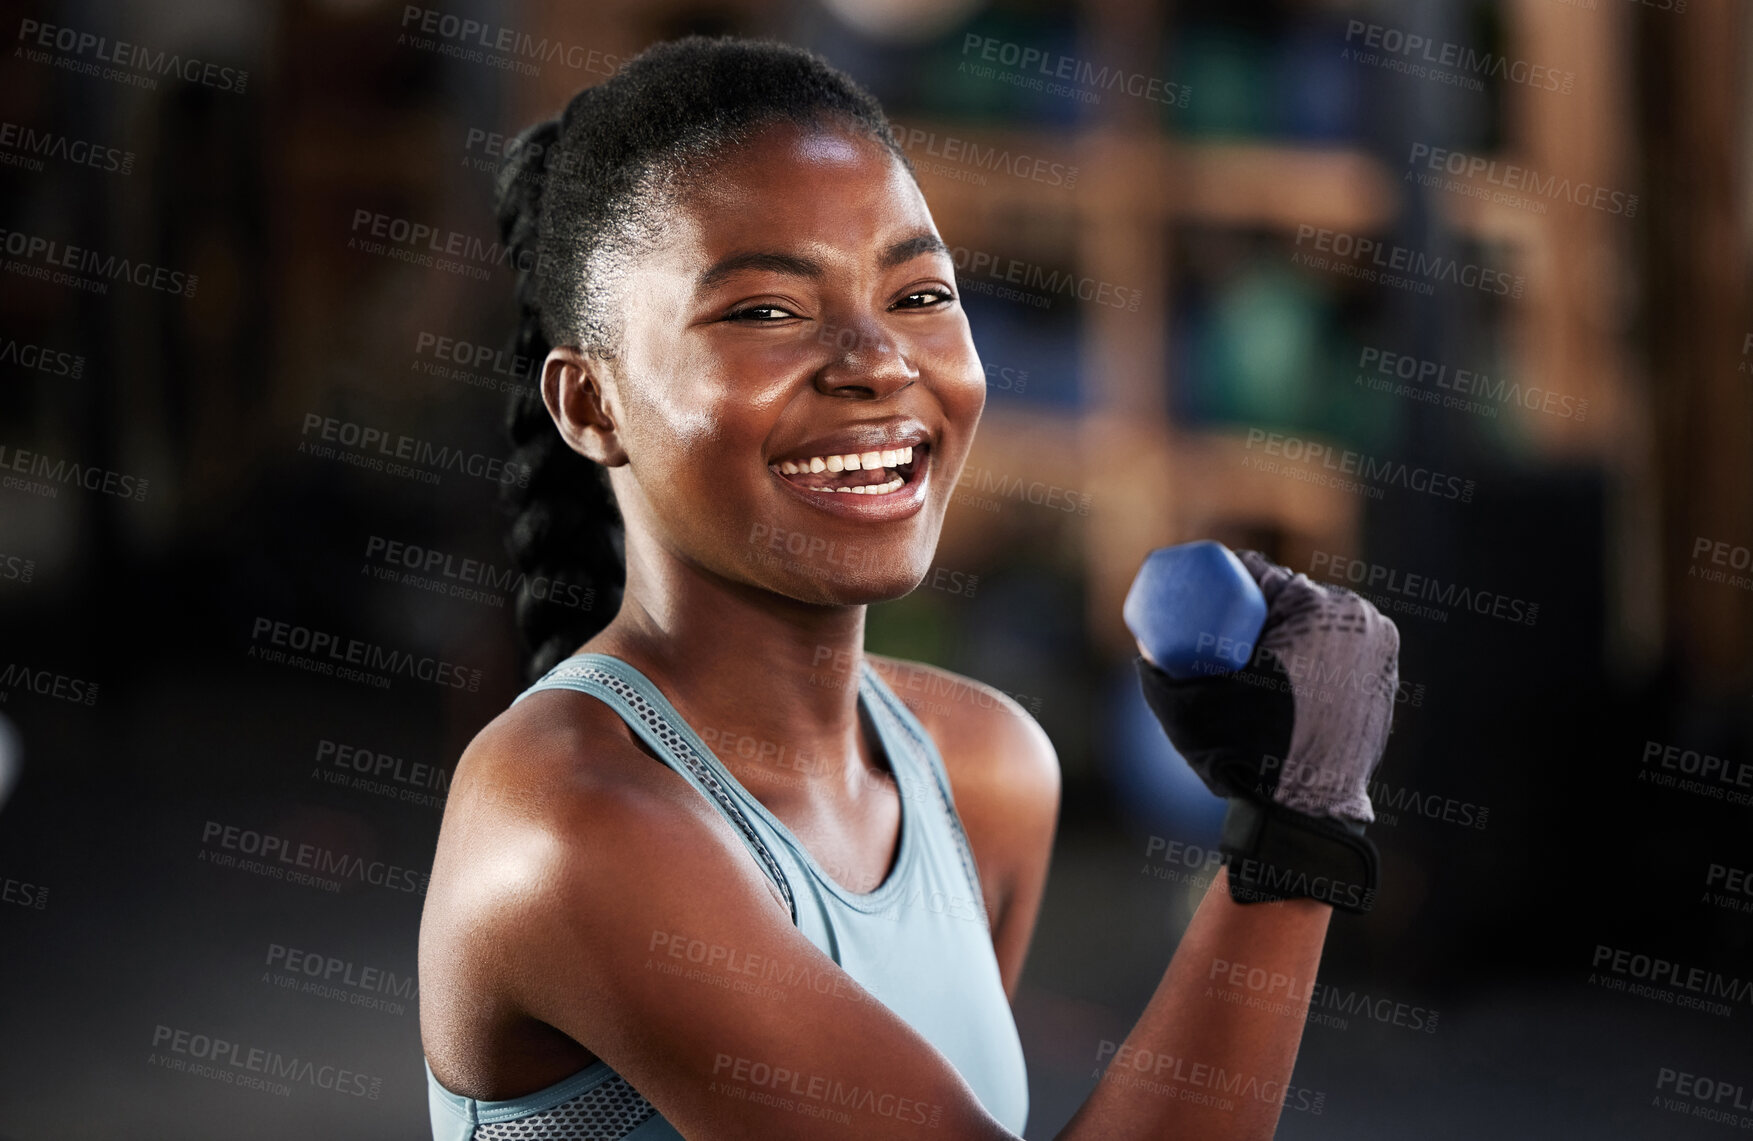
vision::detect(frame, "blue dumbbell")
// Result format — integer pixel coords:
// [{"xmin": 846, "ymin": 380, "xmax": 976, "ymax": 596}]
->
[{"xmin": 1123, "ymin": 541, "xmax": 1268, "ymax": 678}]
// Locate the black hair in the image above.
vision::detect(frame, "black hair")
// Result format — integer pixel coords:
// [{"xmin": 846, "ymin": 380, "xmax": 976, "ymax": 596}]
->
[{"xmin": 497, "ymin": 34, "xmax": 914, "ymax": 682}]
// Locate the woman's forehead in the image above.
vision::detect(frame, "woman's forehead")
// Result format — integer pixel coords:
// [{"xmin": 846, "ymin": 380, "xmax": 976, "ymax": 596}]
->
[{"xmin": 660, "ymin": 124, "xmax": 931, "ymax": 269}]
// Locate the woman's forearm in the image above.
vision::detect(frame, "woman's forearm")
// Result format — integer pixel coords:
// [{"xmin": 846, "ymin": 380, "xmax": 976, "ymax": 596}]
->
[{"xmin": 1055, "ymin": 867, "xmax": 1332, "ymax": 1141}]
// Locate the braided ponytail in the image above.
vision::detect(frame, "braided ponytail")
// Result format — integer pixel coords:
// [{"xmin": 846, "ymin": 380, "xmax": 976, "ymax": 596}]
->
[
  {"xmin": 497, "ymin": 117, "xmax": 625, "ymax": 682},
  {"xmin": 491, "ymin": 35, "xmax": 912, "ymax": 683}
]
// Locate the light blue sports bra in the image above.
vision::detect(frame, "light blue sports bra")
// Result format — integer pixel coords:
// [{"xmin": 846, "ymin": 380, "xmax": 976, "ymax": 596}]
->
[{"xmin": 425, "ymin": 652, "xmax": 1030, "ymax": 1139}]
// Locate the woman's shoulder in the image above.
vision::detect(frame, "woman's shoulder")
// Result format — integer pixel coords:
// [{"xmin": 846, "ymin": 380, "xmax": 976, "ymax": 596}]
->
[
  {"xmin": 418, "ymin": 687, "xmax": 796, "ymax": 1088},
  {"xmin": 453, "ymin": 686, "xmax": 677, "ymax": 824},
  {"xmin": 862, "ymin": 654, "xmax": 1060, "ymax": 808},
  {"xmin": 427, "ymin": 687, "xmax": 789, "ymax": 920}
]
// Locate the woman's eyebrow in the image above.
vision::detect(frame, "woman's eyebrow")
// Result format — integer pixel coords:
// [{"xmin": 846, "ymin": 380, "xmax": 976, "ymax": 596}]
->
[
  {"xmin": 694, "ymin": 232, "xmax": 950, "ymax": 292},
  {"xmin": 878, "ymin": 232, "xmax": 951, "ymax": 270}
]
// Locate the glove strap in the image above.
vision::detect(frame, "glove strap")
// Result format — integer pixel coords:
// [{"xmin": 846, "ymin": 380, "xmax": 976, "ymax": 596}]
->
[{"xmin": 1219, "ymin": 798, "xmax": 1380, "ymax": 914}]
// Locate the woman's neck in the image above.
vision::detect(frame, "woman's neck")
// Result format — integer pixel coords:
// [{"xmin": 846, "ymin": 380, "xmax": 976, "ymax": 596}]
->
[{"xmin": 586, "ymin": 544, "xmax": 881, "ymax": 800}]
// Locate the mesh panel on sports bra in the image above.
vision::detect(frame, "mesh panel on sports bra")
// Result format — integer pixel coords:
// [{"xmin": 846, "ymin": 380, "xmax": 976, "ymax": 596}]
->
[
  {"xmin": 472, "ymin": 1072, "xmax": 659, "ymax": 1140},
  {"xmin": 541, "ymin": 659, "xmax": 797, "ymax": 921}
]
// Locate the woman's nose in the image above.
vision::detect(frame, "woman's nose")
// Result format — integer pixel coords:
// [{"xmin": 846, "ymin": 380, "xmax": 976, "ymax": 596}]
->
[{"xmin": 812, "ymin": 317, "xmax": 919, "ymax": 398}]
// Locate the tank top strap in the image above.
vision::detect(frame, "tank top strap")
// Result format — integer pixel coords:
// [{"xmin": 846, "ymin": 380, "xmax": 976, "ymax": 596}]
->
[
  {"xmin": 856, "ymin": 663, "xmax": 990, "ymax": 930},
  {"xmin": 515, "ymin": 653, "xmax": 798, "ymax": 925}
]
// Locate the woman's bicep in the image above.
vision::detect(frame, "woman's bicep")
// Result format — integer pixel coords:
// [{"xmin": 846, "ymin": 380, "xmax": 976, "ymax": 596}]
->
[{"xmin": 508, "ymin": 792, "xmax": 1017, "ymax": 1141}]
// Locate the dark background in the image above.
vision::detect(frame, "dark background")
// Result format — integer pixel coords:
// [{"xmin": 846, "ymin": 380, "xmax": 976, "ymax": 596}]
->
[{"xmin": 1, "ymin": 0, "xmax": 1750, "ymax": 1138}]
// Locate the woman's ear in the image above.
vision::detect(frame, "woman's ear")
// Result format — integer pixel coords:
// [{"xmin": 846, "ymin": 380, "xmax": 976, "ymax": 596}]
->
[{"xmin": 541, "ymin": 347, "xmax": 629, "ymax": 467}]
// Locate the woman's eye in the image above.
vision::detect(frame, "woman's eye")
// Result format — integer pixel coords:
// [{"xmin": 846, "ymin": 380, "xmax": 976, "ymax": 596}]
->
[
  {"xmin": 726, "ymin": 304, "xmax": 798, "ymax": 323},
  {"xmin": 895, "ymin": 289, "xmax": 954, "ymax": 310}
]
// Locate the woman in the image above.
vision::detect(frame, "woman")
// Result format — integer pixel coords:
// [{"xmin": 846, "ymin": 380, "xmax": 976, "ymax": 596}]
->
[{"xmin": 419, "ymin": 34, "xmax": 1396, "ymax": 1141}]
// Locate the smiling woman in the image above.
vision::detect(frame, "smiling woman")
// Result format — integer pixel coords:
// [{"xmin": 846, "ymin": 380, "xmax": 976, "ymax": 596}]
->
[{"xmin": 418, "ymin": 34, "xmax": 1339, "ymax": 1141}]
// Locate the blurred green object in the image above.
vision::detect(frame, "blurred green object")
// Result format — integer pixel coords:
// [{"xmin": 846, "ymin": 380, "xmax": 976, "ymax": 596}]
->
[
  {"xmin": 926, "ymin": 32, "xmax": 1014, "ymax": 121},
  {"xmin": 868, "ymin": 588, "xmax": 956, "ymax": 664},
  {"xmin": 913, "ymin": 7, "xmax": 1080, "ymax": 124},
  {"xmin": 1169, "ymin": 30, "xmax": 1271, "ymax": 138},
  {"xmin": 1196, "ymin": 264, "xmax": 1323, "ymax": 425},
  {"xmin": 1320, "ymin": 335, "xmax": 1399, "ymax": 453}
]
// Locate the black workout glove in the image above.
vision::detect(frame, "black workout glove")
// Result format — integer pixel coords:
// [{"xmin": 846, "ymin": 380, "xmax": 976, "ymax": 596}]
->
[{"xmin": 1136, "ymin": 551, "xmax": 1400, "ymax": 913}]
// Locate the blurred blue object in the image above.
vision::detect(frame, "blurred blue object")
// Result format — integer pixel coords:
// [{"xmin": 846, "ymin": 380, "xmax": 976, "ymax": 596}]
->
[
  {"xmin": 966, "ymin": 293, "xmax": 1081, "ymax": 407},
  {"xmin": 1123, "ymin": 541, "xmax": 1267, "ymax": 677},
  {"xmin": 1102, "ymin": 665, "xmax": 1226, "ymax": 842},
  {"xmin": 1273, "ymin": 24, "xmax": 1362, "ymax": 142}
]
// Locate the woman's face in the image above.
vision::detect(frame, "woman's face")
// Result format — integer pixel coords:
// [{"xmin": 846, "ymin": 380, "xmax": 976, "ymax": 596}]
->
[{"xmin": 577, "ymin": 119, "xmax": 985, "ymax": 606}]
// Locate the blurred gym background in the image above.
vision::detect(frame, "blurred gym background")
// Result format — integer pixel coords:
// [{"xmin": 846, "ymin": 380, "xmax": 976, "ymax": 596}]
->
[{"xmin": 1, "ymin": 0, "xmax": 1749, "ymax": 1137}]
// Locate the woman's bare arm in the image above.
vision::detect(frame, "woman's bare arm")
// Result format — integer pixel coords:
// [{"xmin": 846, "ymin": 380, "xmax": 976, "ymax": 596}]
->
[
  {"xmin": 1061, "ymin": 873, "xmax": 1330, "ymax": 1137},
  {"xmin": 889, "ymin": 659, "xmax": 1331, "ymax": 1138},
  {"xmin": 437, "ymin": 694, "xmax": 1330, "ymax": 1141}
]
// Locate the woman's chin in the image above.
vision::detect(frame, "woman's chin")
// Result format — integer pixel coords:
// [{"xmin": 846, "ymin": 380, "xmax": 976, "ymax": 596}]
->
[{"xmin": 778, "ymin": 566, "xmax": 934, "ymax": 608}]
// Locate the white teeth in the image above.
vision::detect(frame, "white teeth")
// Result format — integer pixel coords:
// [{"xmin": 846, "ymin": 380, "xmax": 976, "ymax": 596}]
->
[
  {"xmin": 774, "ymin": 445, "xmax": 921, "ymax": 478},
  {"xmin": 819, "ymin": 476, "xmax": 905, "ymax": 496}
]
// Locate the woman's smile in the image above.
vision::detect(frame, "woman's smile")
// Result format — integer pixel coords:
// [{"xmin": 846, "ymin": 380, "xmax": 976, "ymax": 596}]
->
[
  {"xmin": 768, "ymin": 439, "xmax": 931, "ymax": 521},
  {"xmin": 766, "ymin": 418, "xmax": 933, "ymax": 520}
]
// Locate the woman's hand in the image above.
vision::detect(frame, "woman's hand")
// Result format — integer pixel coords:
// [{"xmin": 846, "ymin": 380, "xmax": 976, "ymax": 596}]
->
[{"xmin": 1134, "ymin": 549, "xmax": 1401, "ymax": 912}]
